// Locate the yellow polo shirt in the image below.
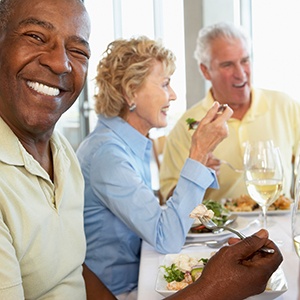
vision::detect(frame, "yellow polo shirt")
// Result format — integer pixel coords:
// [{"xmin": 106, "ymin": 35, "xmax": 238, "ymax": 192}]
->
[
  {"xmin": 0, "ymin": 118, "xmax": 86, "ymax": 299},
  {"xmin": 160, "ymin": 88, "xmax": 300, "ymax": 202}
]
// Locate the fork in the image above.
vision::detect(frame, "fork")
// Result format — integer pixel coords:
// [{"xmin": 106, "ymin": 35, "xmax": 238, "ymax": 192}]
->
[
  {"xmin": 198, "ymin": 216, "xmax": 274, "ymax": 254},
  {"xmin": 220, "ymin": 160, "xmax": 244, "ymax": 173},
  {"xmin": 182, "ymin": 237, "xmax": 229, "ymax": 249}
]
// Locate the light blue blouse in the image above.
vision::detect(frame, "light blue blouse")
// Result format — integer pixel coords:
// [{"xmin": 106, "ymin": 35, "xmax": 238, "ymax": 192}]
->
[{"xmin": 76, "ymin": 115, "xmax": 218, "ymax": 295}]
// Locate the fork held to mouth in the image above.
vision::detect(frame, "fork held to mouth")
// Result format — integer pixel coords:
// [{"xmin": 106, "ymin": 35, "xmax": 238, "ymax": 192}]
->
[{"xmin": 216, "ymin": 104, "xmax": 228, "ymax": 114}]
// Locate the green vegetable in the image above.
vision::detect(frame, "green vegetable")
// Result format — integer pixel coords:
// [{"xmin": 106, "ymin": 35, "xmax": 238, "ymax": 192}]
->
[
  {"xmin": 186, "ymin": 118, "xmax": 199, "ymax": 130},
  {"xmin": 161, "ymin": 258, "xmax": 209, "ymax": 283},
  {"xmin": 161, "ymin": 263, "xmax": 185, "ymax": 283},
  {"xmin": 186, "ymin": 117, "xmax": 197, "ymax": 124},
  {"xmin": 191, "ymin": 267, "xmax": 203, "ymax": 281},
  {"xmin": 200, "ymin": 258, "xmax": 209, "ymax": 264},
  {"xmin": 203, "ymin": 199, "xmax": 230, "ymax": 226}
]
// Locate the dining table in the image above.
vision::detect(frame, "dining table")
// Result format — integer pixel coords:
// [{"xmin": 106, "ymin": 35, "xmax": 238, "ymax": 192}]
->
[{"xmin": 137, "ymin": 210, "xmax": 300, "ymax": 299}]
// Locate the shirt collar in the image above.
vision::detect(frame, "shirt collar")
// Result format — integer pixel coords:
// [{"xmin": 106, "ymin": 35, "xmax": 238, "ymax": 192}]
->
[
  {"xmin": 98, "ymin": 115, "xmax": 152, "ymax": 160},
  {"xmin": 0, "ymin": 117, "xmax": 24, "ymax": 166},
  {"xmin": 246, "ymin": 88, "xmax": 269, "ymax": 117},
  {"xmin": 0, "ymin": 117, "xmax": 68, "ymax": 180},
  {"xmin": 201, "ymin": 88, "xmax": 269, "ymax": 122}
]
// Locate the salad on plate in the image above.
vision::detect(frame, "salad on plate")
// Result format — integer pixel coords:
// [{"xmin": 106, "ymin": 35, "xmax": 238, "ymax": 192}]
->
[
  {"xmin": 189, "ymin": 199, "xmax": 231, "ymax": 233},
  {"xmin": 156, "ymin": 252, "xmax": 288, "ymax": 298},
  {"xmin": 160, "ymin": 253, "xmax": 210, "ymax": 291}
]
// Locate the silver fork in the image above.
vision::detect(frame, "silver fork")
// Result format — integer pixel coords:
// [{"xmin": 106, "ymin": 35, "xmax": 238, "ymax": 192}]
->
[
  {"xmin": 220, "ymin": 160, "xmax": 244, "ymax": 173},
  {"xmin": 198, "ymin": 216, "xmax": 275, "ymax": 254},
  {"xmin": 183, "ymin": 237, "xmax": 229, "ymax": 249}
]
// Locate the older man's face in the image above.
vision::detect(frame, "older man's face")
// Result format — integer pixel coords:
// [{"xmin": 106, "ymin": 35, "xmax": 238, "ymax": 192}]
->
[
  {"xmin": 201, "ymin": 37, "xmax": 251, "ymax": 106},
  {"xmin": 0, "ymin": 0, "xmax": 91, "ymax": 136}
]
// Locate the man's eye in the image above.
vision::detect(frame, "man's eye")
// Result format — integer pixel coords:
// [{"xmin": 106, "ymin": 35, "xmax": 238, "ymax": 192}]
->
[
  {"xmin": 70, "ymin": 48, "xmax": 90, "ymax": 59},
  {"xmin": 25, "ymin": 33, "xmax": 43, "ymax": 42}
]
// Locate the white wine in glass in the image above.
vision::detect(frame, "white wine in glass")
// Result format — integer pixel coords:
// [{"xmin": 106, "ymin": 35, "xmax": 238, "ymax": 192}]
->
[
  {"xmin": 244, "ymin": 140, "xmax": 284, "ymax": 229},
  {"xmin": 292, "ymin": 163, "xmax": 300, "ymax": 258},
  {"xmin": 294, "ymin": 235, "xmax": 300, "ymax": 257}
]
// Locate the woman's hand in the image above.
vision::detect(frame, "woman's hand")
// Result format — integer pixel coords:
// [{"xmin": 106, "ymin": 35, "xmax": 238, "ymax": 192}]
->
[
  {"xmin": 189, "ymin": 102, "xmax": 233, "ymax": 165},
  {"xmin": 205, "ymin": 152, "xmax": 221, "ymax": 175}
]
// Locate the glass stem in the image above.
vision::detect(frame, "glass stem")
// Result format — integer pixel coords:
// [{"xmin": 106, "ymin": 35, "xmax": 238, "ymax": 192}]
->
[{"xmin": 262, "ymin": 205, "xmax": 268, "ymax": 229}]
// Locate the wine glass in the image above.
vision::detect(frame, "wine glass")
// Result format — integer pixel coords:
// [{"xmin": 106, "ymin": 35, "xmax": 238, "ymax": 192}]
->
[
  {"xmin": 292, "ymin": 141, "xmax": 300, "ymax": 199},
  {"xmin": 243, "ymin": 140, "xmax": 284, "ymax": 229},
  {"xmin": 292, "ymin": 160, "xmax": 300, "ymax": 258}
]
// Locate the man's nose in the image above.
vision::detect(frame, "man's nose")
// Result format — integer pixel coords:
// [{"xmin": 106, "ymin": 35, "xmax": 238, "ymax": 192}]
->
[{"xmin": 39, "ymin": 44, "xmax": 72, "ymax": 74}]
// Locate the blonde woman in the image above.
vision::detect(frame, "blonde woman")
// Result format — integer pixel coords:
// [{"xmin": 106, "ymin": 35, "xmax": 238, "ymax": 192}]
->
[{"xmin": 76, "ymin": 37, "xmax": 280, "ymax": 299}]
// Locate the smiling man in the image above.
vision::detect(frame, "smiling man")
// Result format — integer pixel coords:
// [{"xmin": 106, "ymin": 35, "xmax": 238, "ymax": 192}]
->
[
  {"xmin": 0, "ymin": 0, "xmax": 116, "ymax": 299},
  {"xmin": 160, "ymin": 21, "xmax": 300, "ymax": 203}
]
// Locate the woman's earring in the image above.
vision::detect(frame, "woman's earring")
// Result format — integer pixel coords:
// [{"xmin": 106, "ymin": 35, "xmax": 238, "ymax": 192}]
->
[{"xmin": 129, "ymin": 103, "xmax": 136, "ymax": 112}]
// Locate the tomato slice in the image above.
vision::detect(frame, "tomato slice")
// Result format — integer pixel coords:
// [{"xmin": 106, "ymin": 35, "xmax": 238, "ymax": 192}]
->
[{"xmin": 190, "ymin": 224, "xmax": 211, "ymax": 233}]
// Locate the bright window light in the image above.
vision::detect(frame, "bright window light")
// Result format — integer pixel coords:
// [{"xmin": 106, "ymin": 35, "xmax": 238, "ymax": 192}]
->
[{"xmin": 251, "ymin": 0, "xmax": 300, "ymax": 102}]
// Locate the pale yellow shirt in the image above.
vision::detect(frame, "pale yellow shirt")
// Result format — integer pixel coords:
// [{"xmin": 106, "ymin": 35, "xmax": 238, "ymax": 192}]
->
[
  {"xmin": 0, "ymin": 118, "xmax": 86, "ymax": 299},
  {"xmin": 160, "ymin": 88, "xmax": 300, "ymax": 202}
]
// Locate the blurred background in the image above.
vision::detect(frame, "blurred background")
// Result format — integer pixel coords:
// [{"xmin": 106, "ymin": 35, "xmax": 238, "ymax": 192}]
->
[{"xmin": 56, "ymin": 0, "xmax": 300, "ymax": 149}]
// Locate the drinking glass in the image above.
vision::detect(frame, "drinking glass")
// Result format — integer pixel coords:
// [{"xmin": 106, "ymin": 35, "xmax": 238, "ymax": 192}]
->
[
  {"xmin": 292, "ymin": 141, "xmax": 300, "ymax": 199},
  {"xmin": 243, "ymin": 140, "xmax": 284, "ymax": 229},
  {"xmin": 292, "ymin": 163, "xmax": 300, "ymax": 258}
]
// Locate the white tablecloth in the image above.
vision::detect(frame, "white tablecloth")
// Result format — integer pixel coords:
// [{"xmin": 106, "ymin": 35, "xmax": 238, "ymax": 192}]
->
[{"xmin": 137, "ymin": 212, "xmax": 300, "ymax": 299}]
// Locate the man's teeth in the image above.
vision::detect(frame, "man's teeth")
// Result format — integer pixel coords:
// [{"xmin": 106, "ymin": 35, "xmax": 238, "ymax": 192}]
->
[
  {"xmin": 27, "ymin": 81, "xmax": 60, "ymax": 96},
  {"xmin": 161, "ymin": 107, "xmax": 169, "ymax": 112},
  {"xmin": 233, "ymin": 82, "xmax": 246, "ymax": 88}
]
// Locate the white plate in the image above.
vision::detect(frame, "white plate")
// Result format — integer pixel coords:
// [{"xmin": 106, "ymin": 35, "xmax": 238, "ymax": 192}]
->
[
  {"xmin": 222, "ymin": 198, "xmax": 292, "ymax": 216},
  {"xmin": 155, "ymin": 252, "xmax": 288, "ymax": 299},
  {"xmin": 246, "ymin": 266, "xmax": 288, "ymax": 300},
  {"xmin": 155, "ymin": 251, "xmax": 212, "ymax": 297},
  {"xmin": 231, "ymin": 209, "xmax": 291, "ymax": 216},
  {"xmin": 186, "ymin": 216, "xmax": 251, "ymax": 242}
]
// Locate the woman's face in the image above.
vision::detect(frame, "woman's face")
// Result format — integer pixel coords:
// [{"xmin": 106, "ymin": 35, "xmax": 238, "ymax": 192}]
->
[{"xmin": 127, "ymin": 60, "xmax": 177, "ymax": 135}]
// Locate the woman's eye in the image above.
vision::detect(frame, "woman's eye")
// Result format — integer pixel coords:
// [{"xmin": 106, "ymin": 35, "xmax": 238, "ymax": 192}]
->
[{"xmin": 163, "ymin": 79, "xmax": 170, "ymax": 88}]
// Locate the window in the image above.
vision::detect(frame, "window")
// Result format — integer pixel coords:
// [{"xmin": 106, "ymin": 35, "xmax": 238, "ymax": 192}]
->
[{"xmin": 250, "ymin": 0, "xmax": 300, "ymax": 102}]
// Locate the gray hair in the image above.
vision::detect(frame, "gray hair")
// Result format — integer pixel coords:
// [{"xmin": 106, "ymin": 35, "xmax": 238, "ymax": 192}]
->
[
  {"xmin": 0, "ymin": 0, "xmax": 17, "ymax": 30},
  {"xmin": 0, "ymin": 0, "xmax": 84, "ymax": 30},
  {"xmin": 194, "ymin": 22, "xmax": 251, "ymax": 66}
]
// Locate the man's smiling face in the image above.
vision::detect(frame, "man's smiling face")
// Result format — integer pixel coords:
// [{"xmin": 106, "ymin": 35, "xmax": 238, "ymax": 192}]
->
[
  {"xmin": 0, "ymin": 0, "xmax": 91, "ymax": 136},
  {"xmin": 201, "ymin": 37, "xmax": 251, "ymax": 106}
]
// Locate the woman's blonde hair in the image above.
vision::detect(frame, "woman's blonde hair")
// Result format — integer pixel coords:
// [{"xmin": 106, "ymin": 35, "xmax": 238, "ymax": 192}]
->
[{"xmin": 94, "ymin": 36, "xmax": 176, "ymax": 117}]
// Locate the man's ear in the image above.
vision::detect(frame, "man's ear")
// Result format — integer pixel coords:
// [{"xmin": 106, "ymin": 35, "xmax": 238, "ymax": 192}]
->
[{"xmin": 200, "ymin": 63, "xmax": 211, "ymax": 80}]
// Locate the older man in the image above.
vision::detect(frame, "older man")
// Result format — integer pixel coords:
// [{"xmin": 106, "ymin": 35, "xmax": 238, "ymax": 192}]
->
[
  {"xmin": 0, "ymin": 0, "xmax": 114, "ymax": 298},
  {"xmin": 160, "ymin": 22, "xmax": 300, "ymax": 202}
]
